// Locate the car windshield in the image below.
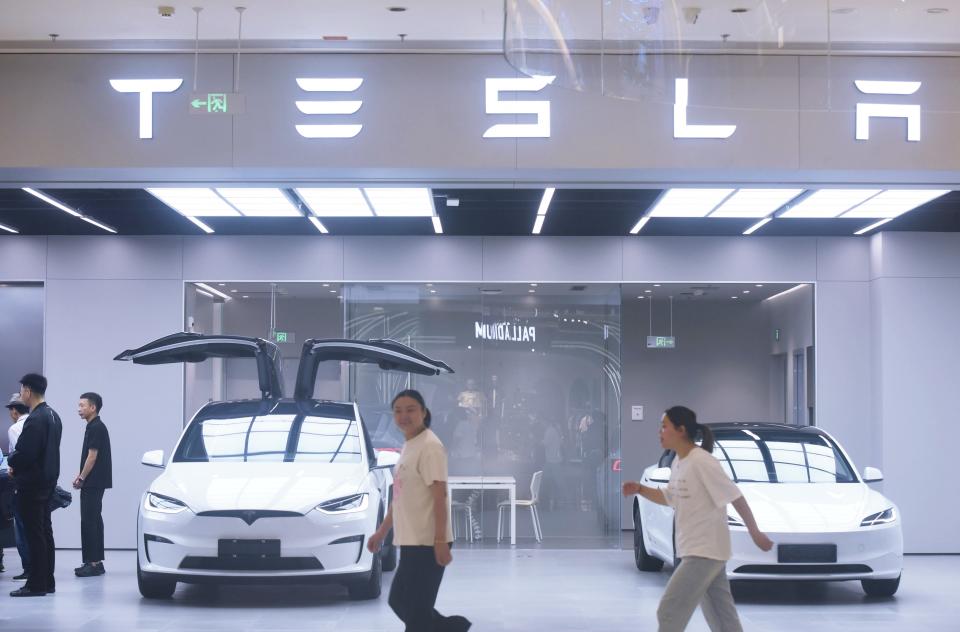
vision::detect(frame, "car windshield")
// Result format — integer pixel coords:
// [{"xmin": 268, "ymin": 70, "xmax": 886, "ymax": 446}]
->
[
  {"xmin": 174, "ymin": 413, "xmax": 363, "ymax": 463},
  {"xmin": 712, "ymin": 429, "xmax": 857, "ymax": 484}
]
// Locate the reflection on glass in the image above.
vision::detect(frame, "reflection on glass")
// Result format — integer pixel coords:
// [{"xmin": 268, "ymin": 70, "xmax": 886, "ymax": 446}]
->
[
  {"xmin": 177, "ymin": 414, "xmax": 362, "ymax": 463},
  {"xmin": 714, "ymin": 430, "xmax": 855, "ymax": 483}
]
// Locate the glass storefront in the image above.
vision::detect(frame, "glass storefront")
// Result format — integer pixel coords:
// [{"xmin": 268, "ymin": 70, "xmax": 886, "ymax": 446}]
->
[{"xmin": 183, "ymin": 280, "xmax": 814, "ymax": 547}]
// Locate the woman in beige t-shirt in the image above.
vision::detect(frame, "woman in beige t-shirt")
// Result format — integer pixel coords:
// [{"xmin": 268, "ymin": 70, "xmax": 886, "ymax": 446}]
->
[{"xmin": 368, "ymin": 389, "xmax": 471, "ymax": 632}]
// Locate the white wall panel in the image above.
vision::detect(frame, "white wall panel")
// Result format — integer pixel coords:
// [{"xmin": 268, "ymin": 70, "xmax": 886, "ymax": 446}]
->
[
  {"xmin": 182, "ymin": 236, "xmax": 344, "ymax": 281},
  {"xmin": 46, "ymin": 236, "xmax": 182, "ymax": 280},
  {"xmin": 0, "ymin": 236, "xmax": 46, "ymax": 280},
  {"xmin": 482, "ymin": 237, "xmax": 622, "ymax": 282},
  {"xmin": 343, "ymin": 236, "xmax": 482, "ymax": 282},
  {"xmin": 44, "ymin": 279, "xmax": 184, "ymax": 548}
]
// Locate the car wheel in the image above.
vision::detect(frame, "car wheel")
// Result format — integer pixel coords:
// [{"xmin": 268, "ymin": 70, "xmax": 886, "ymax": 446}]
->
[
  {"xmin": 137, "ymin": 558, "xmax": 176, "ymax": 599},
  {"xmin": 861, "ymin": 575, "xmax": 901, "ymax": 597},
  {"xmin": 633, "ymin": 508, "xmax": 664, "ymax": 572},
  {"xmin": 348, "ymin": 550, "xmax": 382, "ymax": 600},
  {"xmin": 381, "ymin": 528, "xmax": 398, "ymax": 572}
]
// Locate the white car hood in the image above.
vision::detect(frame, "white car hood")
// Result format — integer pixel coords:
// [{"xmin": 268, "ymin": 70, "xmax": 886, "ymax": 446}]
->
[
  {"xmin": 150, "ymin": 462, "xmax": 369, "ymax": 514},
  {"xmin": 737, "ymin": 483, "xmax": 890, "ymax": 532}
]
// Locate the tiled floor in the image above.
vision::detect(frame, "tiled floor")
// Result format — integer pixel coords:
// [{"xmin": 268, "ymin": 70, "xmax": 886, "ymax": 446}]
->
[{"xmin": 1, "ymin": 549, "xmax": 957, "ymax": 631}]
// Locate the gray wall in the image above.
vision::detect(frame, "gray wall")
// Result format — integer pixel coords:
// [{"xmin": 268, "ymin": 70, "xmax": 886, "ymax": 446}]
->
[
  {"xmin": 0, "ymin": 284, "xmax": 44, "ymax": 454},
  {"xmin": 0, "ymin": 233, "xmax": 954, "ymax": 552},
  {"xmin": 869, "ymin": 233, "xmax": 960, "ymax": 553}
]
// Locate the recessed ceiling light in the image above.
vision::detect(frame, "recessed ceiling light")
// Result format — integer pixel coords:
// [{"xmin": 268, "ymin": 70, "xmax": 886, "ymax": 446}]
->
[
  {"xmin": 854, "ymin": 218, "xmax": 895, "ymax": 236},
  {"xmin": 528, "ymin": 289, "xmax": 535, "ymax": 293},
  {"xmin": 230, "ymin": 289, "xmax": 238, "ymax": 293},
  {"xmin": 530, "ymin": 283, "xmax": 538, "ymax": 287},
  {"xmin": 323, "ymin": 283, "xmax": 330, "ymax": 287},
  {"xmin": 194, "ymin": 283, "xmax": 231, "ymax": 301},
  {"xmin": 329, "ymin": 290, "xmax": 337, "ymax": 293},
  {"xmin": 731, "ymin": 296, "xmax": 739, "ymax": 299},
  {"xmin": 648, "ymin": 189, "xmax": 735, "ymax": 218},
  {"xmin": 630, "ymin": 216, "xmax": 651, "ymax": 234},
  {"xmin": 780, "ymin": 189, "xmax": 881, "ymax": 218},
  {"xmin": 654, "ymin": 284, "xmax": 661, "ymax": 287},
  {"xmin": 755, "ymin": 284, "xmax": 764, "ymax": 287},
  {"xmin": 0, "ymin": 222, "xmax": 20, "ymax": 234},
  {"xmin": 215, "ymin": 188, "xmax": 300, "ymax": 217},
  {"xmin": 296, "ymin": 188, "xmax": 371, "ymax": 217},
  {"xmin": 743, "ymin": 290, "xmax": 750, "ymax": 294},
  {"xmin": 711, "ymin": 189, "xmax": 804, "ymax": 218},
  {"xmin": 446, "ymin": 198, "xmax": 460, "ymax": 207},
  {"xmin": 430, "ymin": 289, "xmax": 437, "ymax": 294},
  {"xmin": 432, "ymin": 216, "xmax": 443, "ymax": 234},
  {"xmin": 308, "ymin": 217, "xmax": 329, "ymax": 234},
  {"xmin": 364, "ymin": 188, "xmax": 434, "ymax": 217},
  {"xmin": 644, "ymin": 290, "xmax": 652, "ymax": 293},
  {"xmin": 242, "ymin": 295, "xmax": 249, "ymax": 299},
  {"xmin": 841, "ymin": 189, "xmax": 950, "ymax": 219},
  {"xmin": 146, "ymin": 188, "xmax": 239, "ymax": 217},
  {"xmin": 218, "ymin": 283, "xmax": 226, "ymax": 287}
]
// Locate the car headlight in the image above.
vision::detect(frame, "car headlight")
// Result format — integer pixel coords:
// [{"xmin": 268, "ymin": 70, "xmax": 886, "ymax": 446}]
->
[
  {"xmin": 144, "ymin": 492, "xmax": 189, "ymax": 514},
  {"xmin": 316, "ymin": 493, "xmax": 369, "ymax": 514},
  {"xmin": 860, "ymin": 507, "xmax": 896, "ymax": 527},
  {"xmin": 727, "ymin": 513, "xmax": 745, "ymax": 527}
]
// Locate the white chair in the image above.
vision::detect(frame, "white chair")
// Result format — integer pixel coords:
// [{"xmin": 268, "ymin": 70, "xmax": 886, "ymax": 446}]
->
[
  {"xmin": 498, "ymin": 470, "xmax": 543, "ymax": 543},
  {"xmin": 451, "ymin": 499, "xmax": 474, "ymax": 543}
]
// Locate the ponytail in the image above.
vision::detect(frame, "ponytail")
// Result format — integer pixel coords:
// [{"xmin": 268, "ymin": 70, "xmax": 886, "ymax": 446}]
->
[
  {"xmin": 698, "ymin": 424, "xmax": 715, "ymax": 454},
  {"xmin": 665, "ymin": 405, "xmax": 714, "ymax": 452}
]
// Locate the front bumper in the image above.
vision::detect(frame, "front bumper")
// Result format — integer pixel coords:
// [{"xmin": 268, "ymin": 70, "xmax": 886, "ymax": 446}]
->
[
  {"xmin": 138, "ymin": 501, "xmax": 377, "ymax": 581},
  {"xmin": 726, "ymin": 523, "xmax": 903, "ymax": 581}
]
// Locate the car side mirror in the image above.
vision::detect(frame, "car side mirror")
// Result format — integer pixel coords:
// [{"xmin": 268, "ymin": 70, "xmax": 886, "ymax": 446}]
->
[
  {"xmin": 375, "ymin": 449, "xmax": 400, "ymax": 467},
  {"xmin": 863, "ymin": 466, "xmax": 883, "ymax": 482},
  {"xmin": 141, "ymin": 449, "xmax": 165, "ymax": 469},
  {"xmin": 649, "ymin": 467, "xmax": 671, "ymax": 483}
]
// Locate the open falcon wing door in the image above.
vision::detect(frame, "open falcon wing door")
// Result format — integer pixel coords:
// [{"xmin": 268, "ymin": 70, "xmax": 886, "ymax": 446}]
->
[
  {"xmin": 294, "ymin": 338, "xmax": 454, "ymax": 400},
  {"xmin": 114, "ymin": 332, "xmax": 283, "ymax": 399}
]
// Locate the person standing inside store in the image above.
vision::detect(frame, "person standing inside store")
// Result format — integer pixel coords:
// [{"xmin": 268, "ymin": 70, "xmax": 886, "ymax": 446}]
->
[
  {"xmin": 72, "ymin": 392, "xmax": 111, "ymax": 578},
  {"xmin": 621, "ymin": 406, "xmax": 773, "ymax": 632},
  {"xmin": 368, "ymin": 389, "xmax": 471, "ymax": 632},
  {"xmin": 5, "ymin": 394, "xmax": 31, "ymax": 580},
  {"xmin": 7, "ymin": 374, "xmax": 62, "ymax": 597}
]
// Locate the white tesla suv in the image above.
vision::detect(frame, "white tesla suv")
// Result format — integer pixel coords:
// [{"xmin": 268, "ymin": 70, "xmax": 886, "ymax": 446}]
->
[
  {"xmin": 630, "ymin": 423, "xmax": 903, "ymax": 596},
  {"xmin": 116, "ymin": 333, "xmax": 452, "ymax": 600}
]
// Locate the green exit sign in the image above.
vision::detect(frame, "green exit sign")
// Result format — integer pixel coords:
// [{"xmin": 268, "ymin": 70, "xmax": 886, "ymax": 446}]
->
[
  {"xmin": 189, "ymin": 92, "xmax": 245, "ymax": 114},
  {"xmin": 272, "ymin": 331, "xmax": 295, "ymax": 344},
  {"xmin": 646, "ymin": 336, "xmax": 677, "ymax": 349}
]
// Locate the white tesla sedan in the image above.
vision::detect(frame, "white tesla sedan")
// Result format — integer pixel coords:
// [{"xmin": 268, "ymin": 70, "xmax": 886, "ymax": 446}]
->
[
  {"xmin": 630, "ymin": 423, "xmax": 903, "ymax": 596},
  {"xmin": 116, "ymin": 333, "xmax": 452, "ymax": 599}
]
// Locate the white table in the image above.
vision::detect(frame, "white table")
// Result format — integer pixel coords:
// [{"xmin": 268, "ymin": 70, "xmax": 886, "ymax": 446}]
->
[{"xmin": 448, "ymin": 476, "xmax": 517, "ymax": 545}]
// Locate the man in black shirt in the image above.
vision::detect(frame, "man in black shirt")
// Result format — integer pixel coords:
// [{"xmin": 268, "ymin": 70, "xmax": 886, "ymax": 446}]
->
[
  {"xmin": 8, "ymin": 373, "xmax": 62, "ymax": 597},
  {"xmin": 73, "ymin": 392, "xmax": 111, "ymax": 578}
]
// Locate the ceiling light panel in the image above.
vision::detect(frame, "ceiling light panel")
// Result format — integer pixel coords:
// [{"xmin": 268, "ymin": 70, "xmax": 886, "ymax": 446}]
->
[
  {"xmin": 146, "ymin": 188, "xmax": 239, "ymax": 217},
  {"xmin": 648, "ymin": 189, "xmax": 734, "ymax": 218},
  {"xmin": 842, "ymin": 189, "xmax": 950, "ymax": 219},
  {"xmin": 710, "ymin": 189, "xmax": 804, "ymax": 218},
  {"xmin": 364, "ymin": 188, "xmax": 434, "ymax": 217},
  {"xmin": 215, "ymin": 188, "xmax": 301, "ymax": 217},
  {"xmin": 295, "ymin": 188, "xmax": 372, "ymax": 217},
  {"xmin": 780, "ymin": 189, "xmax": 880, "ymax": 218}
]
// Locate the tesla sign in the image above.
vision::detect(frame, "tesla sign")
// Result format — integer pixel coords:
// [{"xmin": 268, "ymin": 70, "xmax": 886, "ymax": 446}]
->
[{"xmin": 109, "ymin": 75, "xmax": 924, "ymax": 143}]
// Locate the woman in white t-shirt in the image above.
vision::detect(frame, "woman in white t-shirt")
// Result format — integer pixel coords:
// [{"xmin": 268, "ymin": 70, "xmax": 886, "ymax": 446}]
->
[
  {"xmin": 622, "ymin": 406, "xmax": 773, "ymax": 632},
  {"xmin": 368, "ymin": 389, "xmax": 471, "ymax": 632}
]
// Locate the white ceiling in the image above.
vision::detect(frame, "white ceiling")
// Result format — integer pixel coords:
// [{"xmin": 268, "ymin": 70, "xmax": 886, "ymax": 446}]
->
[{"xmin": 1, "ymin": 0, "xmax": 958, "ymax": 48}]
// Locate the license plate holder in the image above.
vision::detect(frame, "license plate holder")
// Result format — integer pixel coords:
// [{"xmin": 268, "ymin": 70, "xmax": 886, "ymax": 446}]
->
[
  {"xmin": 777, "ymin": 544, "xmax": 837, "ymax": 563},
  {"xmin": 218, "ymin": 539, "xmax": 281, "ymax": 558}
]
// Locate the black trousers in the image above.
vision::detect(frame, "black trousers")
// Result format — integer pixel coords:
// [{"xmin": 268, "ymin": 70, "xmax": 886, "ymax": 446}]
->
[
  {"xmin": 388, "ymin": 545, "xmax": 470, "ymax": 632},
  {"xmin": 17, "ymin": 490, "xmax": 55, "ymax": 593},
  {"xmin": 80, "ymin": 487, "xmax": 106, "ymax": 563}
]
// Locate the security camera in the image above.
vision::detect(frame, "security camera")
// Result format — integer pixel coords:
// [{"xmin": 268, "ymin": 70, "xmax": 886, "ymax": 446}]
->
[
  {"xmin": 683, "ymin": 7, "xmax": 701, "ymax": 25},
  {"xmin": 158, "ymin": 5, "xmax": 175, "ymax": 18}
]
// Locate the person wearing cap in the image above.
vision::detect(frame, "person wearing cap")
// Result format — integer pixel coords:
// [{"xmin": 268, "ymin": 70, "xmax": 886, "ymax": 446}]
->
[
  {"xmin": 8, "ymin": 373, "xmax": 62, "ymax": 598},
  {"xmin": 5, "ymin": 393, "xmax": 31, "ymax": 580},
  {"xmin": 72, "ymin": 392, "xmax": 111, "ymax": 578}
]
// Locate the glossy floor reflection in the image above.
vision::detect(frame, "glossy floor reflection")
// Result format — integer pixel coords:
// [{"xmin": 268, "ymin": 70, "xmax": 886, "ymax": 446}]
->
[{"xmin": 0, "ymin": 550, "xmax": 956, "ymax": 631}]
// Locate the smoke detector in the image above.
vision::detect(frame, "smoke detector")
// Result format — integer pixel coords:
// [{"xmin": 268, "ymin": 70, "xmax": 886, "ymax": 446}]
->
[{"xmin": 158, "ymin": 5, "xmax": 175, "ymax": 18}]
